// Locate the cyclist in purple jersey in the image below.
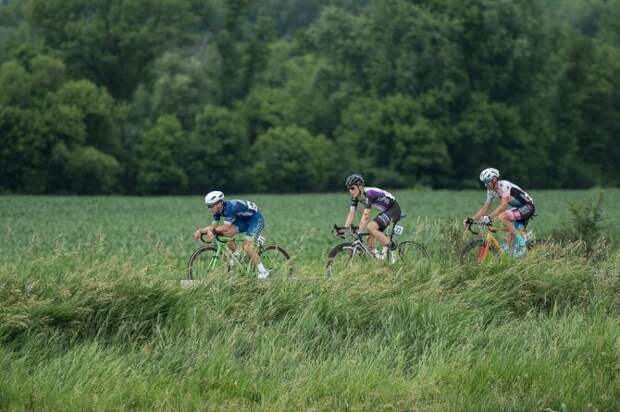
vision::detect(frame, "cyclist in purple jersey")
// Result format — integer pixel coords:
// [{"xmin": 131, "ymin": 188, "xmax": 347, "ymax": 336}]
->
[
  {"xmin": 343, "ymin": 174, "xmax": 401, "ymax": 257},
  {"xmin": 464, "ymin": 168, "xmax": 536, "ymax": 257}
]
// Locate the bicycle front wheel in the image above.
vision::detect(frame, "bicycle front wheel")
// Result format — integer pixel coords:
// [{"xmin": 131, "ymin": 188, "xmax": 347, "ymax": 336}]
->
[
  {"xmin": 395, "ymin": 241, "xmax": 431, "ymax": 274},
  {"xmin": 459, "ymin": 239, "xmax": 496, "ymax": 264},
  {"xmin": 326, "ymin": 243, "xmax": 359, "ymax": 276},
  {"xmin": 260, "ymin": 245, "xmax": 293, "ymax": 278},
  {"xmin": 187, "ymin": 246, "xmax": 229, "ymax": 280}
]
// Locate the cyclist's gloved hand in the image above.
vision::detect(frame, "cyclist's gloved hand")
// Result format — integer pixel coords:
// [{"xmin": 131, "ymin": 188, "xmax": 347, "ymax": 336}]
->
[
  {"xmin": 481, "ymin": 215, "xmax": 492, "ymax": 225},
  {"xmin": 334, "ymin": 225, "xmax": 346, "ymax": 238},
  {"xmin": 463, "ymin": 217, "xmax": 473, "ymax": 228}
]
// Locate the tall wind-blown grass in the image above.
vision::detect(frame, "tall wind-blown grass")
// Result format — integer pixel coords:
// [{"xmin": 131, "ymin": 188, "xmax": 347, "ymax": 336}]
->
[
  {"xmin": 1, "ymin": 244, "xmax": 618, "ymax": 410},
  {"xmin": 1, "ymin": 193, "xmax": 619, "ymax": 410}
]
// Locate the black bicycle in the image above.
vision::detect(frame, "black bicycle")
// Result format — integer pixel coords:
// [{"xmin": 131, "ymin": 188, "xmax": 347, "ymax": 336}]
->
[{"xmin": 326, "ymin": 215, "xmax": 430, "ymax": 276}]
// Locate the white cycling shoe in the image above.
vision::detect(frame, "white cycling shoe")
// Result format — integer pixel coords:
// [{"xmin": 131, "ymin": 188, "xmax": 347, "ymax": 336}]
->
[{"xmin": 258, "ymin": 271, "xmax": 271, "ymax": 279}]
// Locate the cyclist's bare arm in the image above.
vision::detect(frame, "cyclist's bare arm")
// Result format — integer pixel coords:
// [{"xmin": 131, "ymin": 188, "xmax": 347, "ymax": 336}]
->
[
  {"xmin": 344, "ymin": 206, "xmax": 356, "ymax": 228},
  {"xmin": 357, "ymin": 208, "xmax": 371, "ymax": 234},
  {"xmin": 472, "ymin": 200, "xmax": 492, "ymax": 220},
  {"xmin": 490, "ymin": 197, "xmax": 510, "ymax": 219},
  {"xmin": 194, "ymin": 221, "xmax": 219, "ymax": 239}
]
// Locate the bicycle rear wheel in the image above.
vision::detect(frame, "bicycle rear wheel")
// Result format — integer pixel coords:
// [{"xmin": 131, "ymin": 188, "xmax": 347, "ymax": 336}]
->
[
  {"xmin": 260, "ymin": 245, "xmax": 293, "ymax": 278},
  {"xmin": 326, "ymin": 243, "xmax": 358, "ymax": 276},
  {"xmin": 187, "ymin": 246, "xmax": 229, "ymax": 280},
  {"xmin": 395, "ymin": 241, "xmax": 431, "ymax": 273},
  {"xmin": 460, "ymin": 239, "xmax": 497, "ymax": 264}
]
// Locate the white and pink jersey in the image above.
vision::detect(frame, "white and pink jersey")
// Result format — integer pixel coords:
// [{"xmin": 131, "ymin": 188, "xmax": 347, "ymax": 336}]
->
[
  {"xmin": 486, "ymin": 180, "xmax": 534, "ymax": 208},
  {"xmin": 351, "ymin": 187, "xmax": 396, "ymax": 212}
]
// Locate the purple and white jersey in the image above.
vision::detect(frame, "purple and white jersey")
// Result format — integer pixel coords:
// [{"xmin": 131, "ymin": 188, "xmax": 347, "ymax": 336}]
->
[
  {"xmin": 351, "ymin": 187, "xmax": 396, "ymax": 212},
  {"xmin": 486, "ymin": 180, "xmax": 534, "ymax": 208}
]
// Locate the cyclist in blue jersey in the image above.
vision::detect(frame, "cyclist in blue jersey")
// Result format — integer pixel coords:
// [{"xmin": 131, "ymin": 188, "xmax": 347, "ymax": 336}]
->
[
  {"xmin": 194, "ymin": 191, "xmax": 270, "ymax": 278},
  {"xmin": 464, "ymin": 168, "xmax": 536, "ymax": 257},
  {"xmin": 343, "ymin": 174, "xmax": 401, "ymax": 259}
]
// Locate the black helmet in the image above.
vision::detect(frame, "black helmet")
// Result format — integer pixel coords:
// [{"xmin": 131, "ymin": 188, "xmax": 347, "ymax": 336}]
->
[{"xmin": 345, "ymin": 174, "xmax": 364, "ymax": 186}]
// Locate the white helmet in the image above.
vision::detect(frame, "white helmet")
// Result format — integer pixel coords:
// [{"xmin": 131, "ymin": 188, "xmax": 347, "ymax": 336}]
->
[
  {"xmin": 479, "ymin": 168, "xmax": 500, "ymax": 184},
  {"xmin": 204, "ymin": 190, "xmax": 224, "ymax": 207}
]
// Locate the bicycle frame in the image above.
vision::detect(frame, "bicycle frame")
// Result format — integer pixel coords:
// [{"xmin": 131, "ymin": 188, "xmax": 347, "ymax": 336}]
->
[
  {"xmin": 475, "ymin": 225, "xmax": 504, "ymax": 260},
  {"xmin": 332, "ymin": 222, "xmax": 403, "ymax": 258},
  {"xmin": 467, "ymin": 222, "xmax": 527, "ymax": 260},
  {"xmin": 200, "ymin": 233, "xmax": 263, "ymax": 275},
  {"xmin": 347, "ymin": 235, "xmax": 374, "ymax": 258}
]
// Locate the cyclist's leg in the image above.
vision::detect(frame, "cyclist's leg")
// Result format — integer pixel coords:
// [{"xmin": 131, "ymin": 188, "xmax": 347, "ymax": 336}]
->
[
  {"xmin": 501, "ymin": 206, "xmax": 533, "ymax": 254},
  {"xmin": 368, "ymin": 202, "xmax": 401, "ymax": 247},
  {"xmin": 220, "ymin": 223, "xmax": 240, "ymax": 252},
  {"xmin": 368, "ymin": 203, "xmax": 401, "ymax": 248},
  {"xmin": 498, "ymin": 209, "xmax": 518, "ymax": 245},
  {"xmin": 368, "ymin": 220, "xmax": 390, "ymax": 247},
  {"xmin": 242, "ymin": 213, "xmax": 265, "ymax": 268}
]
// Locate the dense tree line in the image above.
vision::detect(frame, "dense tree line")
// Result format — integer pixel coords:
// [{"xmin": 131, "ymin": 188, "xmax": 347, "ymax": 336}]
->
[{"xmin": 0, "ymin": 0, "xmax": 619, "ymax": 194}]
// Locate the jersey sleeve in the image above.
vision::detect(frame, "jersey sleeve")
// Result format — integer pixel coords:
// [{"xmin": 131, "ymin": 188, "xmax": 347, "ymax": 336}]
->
[
  {"xmin": 497, "ymin": 181, "xmax": 512, "ymax": 200},
  {"xmin": 350, "ymin": 197, "xmax": 359, "ymax": 209},
  {"xmin": 221, "ymin": 203, "xmax": 235, "ymax": 224}
]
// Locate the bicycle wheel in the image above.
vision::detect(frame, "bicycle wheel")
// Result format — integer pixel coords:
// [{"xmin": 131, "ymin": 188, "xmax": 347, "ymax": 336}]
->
[
  {"xmin": 187, "ymin": 246, "xmax": 229, "ymax": 280},
  {"xmin": 326, "ymin": 243, "xmax": 359, "ymax": 276},
  {"xmin": 260, "ymin": 245, "xmax": 293, "ymax": 278},
  {"xmin": 395, "ymin": 241, "xmax": 431, "ymax": 273},
  {"xmin": 459, "ymin": 239, "xmax": 497, "ymax": 264}
]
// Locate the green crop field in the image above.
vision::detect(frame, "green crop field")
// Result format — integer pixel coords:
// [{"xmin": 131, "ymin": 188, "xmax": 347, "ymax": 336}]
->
[{"xmin": 1, "ymin": 190, "xmax": 619, "ymax": 411}]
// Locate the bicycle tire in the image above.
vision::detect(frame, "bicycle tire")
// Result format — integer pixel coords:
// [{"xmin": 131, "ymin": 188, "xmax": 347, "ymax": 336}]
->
[
  {"xmin": 395, "ymin": 241, "xmax": 431, "ymax": 273},
  {"xmin": 325, "ymin": 242, "xmax": 357, "ymax": 276},
  {"xmin": 459, "ymin": 239, "xmax": 497, "ymax": 264},
  {"xmin": 260, "ymin": 244, "xmax": 293, "ymax": 278},
  {"xmin": 187, "ymin": 245, "xmax": 229, "ymax": 280}
]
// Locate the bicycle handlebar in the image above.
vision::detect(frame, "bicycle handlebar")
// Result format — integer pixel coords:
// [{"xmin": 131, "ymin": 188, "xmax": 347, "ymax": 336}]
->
[
  {"xmin": 465, "ymin": 220, "xmax": 501, "ymax": 235},
  {"xmin": 199, "ymin": 232, "xmax": 237, "ymax": 244},
  {"xmin": 332, "ymin": 224, "xmax": 369, "ymax": 239}
]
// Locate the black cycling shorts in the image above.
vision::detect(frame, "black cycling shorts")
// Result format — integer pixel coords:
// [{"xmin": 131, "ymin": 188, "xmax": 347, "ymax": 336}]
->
[
  {"xmin": 511, "ymin": 203, "xmax": 535, "ymax": 225},
  {"xmin": 373, "ymin": 201, "xmax": 402, "ymax": 231}
]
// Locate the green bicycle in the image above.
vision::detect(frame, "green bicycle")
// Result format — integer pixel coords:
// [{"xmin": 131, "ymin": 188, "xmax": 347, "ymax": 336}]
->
[{"xmin": 187, "ymin": 233, "xmax": 293, "ymax": 280}]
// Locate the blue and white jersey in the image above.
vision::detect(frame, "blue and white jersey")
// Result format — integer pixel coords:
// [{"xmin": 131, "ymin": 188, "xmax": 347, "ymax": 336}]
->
[{"xmin": 212, "ymin": 200, "xmax": 259, "ymax": 224}]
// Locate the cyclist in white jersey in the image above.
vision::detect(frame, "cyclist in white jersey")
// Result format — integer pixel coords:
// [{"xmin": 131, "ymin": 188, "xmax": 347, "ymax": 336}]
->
[{"xmin": 464, "ymin": 168, "xmax": 535, "ymax": 257}]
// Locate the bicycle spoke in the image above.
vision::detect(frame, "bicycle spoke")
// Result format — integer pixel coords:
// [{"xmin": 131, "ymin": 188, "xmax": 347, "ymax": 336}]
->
[
  {"xmin": 260, "ymin": 245, "xmax": 292, "ymax": 278},
  {"xmin": 187, "ymin": 246, "xmax": 230, "ymax": 280},
  {"xmin": 460, "ymin": 239, "xmax": 497, "ymax": 265},
  {"xmin": 326, "ymin": 243, "xmax": 358, "ymax": 276},
  {"xmin": 395, "ymin": 241, "xmax": 431, "ymax": 274}
]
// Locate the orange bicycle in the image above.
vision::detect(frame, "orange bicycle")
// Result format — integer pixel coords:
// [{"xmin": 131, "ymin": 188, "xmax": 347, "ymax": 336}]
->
[{"xmin": 460, "ymin": 219, "xmax": 535, "ymax": 264}]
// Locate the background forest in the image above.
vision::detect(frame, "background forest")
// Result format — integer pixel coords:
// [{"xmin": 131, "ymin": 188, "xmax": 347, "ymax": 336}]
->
[{"xmin": 1, "ymin": 0, "xmax": 619, "ymax": 194}]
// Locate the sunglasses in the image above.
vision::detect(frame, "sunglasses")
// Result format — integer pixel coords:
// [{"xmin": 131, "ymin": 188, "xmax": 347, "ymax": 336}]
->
[{"xmin": 347, "ymin": 186, "xmax": 358, "ymax": 191}]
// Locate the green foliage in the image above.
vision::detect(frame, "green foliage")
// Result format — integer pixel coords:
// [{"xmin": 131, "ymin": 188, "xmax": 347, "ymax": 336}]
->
[
  {"xmin": 252, "ymin": 126, "xmax": 338, "ymax": 192},
  {"xmin": 549, "ymin": 192, "xmax": 610, "ymax": 258},
  {"xmin": 0, "ymin": 0, "xmax": 619, "ymax": 193},
  {"xmin": 337, "ymin": 95, "xmax": 451, "ymax": 187},
  {"xmin": 26, "ymin": 0, "xmax": 201, "ymax": 99},
  {"xmin": 137, "ymin": 115, "xmax": 188, "ymax": 194},
  {"xmin": 185, "ymin": 105, "xmax": 249, "ymax": 193}
]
